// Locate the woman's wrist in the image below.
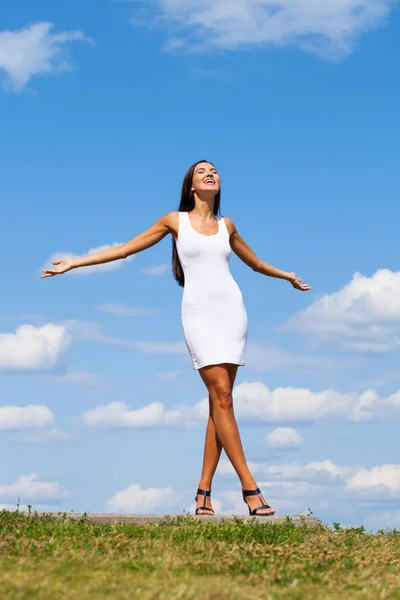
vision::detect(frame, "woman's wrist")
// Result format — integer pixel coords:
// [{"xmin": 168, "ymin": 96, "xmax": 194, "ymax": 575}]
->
[{"xmin": 284, "ymin": 271, "xmax": 296, "ymax": 282}]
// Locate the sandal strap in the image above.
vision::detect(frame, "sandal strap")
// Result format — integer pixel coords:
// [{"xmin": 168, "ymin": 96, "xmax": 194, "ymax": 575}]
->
[
  {"xmin": 242, "ymin": 487, "xmax": 262, "ymax": 498},
  {"xmin": 195, "ymin": 488, "xmax": 212, "ymax": 510},
  {"xmin": 243, "ymin": 488, "xmax": 272, "ymax": 514},
  {"xmin": 249, "ymin": 504, "xmax": 272, "ymax": 515},
  {"xmin": 196, "ymin": 488, "xmax": 211, "ymax": 497},
  {"xmin": 195, "ymin": 507, "xmax": 214, "ymax": 515},
  {"xmin": 195, "ymin": 488, "xmax": 213, "ymax": 515}
]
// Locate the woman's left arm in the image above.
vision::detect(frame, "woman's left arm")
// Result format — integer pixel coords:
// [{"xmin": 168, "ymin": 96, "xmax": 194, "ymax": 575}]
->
[{"xmin": 224, "ymin": 217, "xmax": 311, "ymax": 292}]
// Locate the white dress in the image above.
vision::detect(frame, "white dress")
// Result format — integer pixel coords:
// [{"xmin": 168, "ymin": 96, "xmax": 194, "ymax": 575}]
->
[{"xmin": 176, "ymin": 211, "xmax": 248, "ymax": 370}]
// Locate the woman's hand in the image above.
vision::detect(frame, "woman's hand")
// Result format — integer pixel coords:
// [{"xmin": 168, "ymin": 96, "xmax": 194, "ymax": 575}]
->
[
  {"xmin": 41, "ymin": 258, "xmax": 75, "ymax": 278},
  {"xmin": 287, "ymin": 272, "xmax": 311, "ymax": 292}
]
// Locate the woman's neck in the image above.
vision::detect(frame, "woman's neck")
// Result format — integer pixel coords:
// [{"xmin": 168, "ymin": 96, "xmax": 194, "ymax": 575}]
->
[{"xmin": 192, "ymin": 195, "xmax": 216, "ymax": 219}]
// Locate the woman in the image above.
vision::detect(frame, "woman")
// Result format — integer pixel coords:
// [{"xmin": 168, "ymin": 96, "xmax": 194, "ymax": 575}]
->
[{"xmin": 42, "ymin": 160, "xmax": 311, "ymax": 517}]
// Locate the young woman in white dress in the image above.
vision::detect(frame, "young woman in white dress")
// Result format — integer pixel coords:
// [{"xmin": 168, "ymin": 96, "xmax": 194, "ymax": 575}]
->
[{"xmin": 42, "ymin": 160, "xmax": 311, "ymax": 517}]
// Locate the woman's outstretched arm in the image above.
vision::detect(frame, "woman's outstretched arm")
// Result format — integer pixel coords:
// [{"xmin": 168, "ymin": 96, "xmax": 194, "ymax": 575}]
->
[
  {"xmin": 41, "ymin": 212, "xmax": 178, "ymax": 278},
  {"xmin": 224, "ymin": 217, "xmax": 311, "ymax": 292}
]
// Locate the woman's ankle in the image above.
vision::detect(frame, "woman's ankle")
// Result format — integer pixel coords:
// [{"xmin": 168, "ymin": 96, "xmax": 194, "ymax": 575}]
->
[
  {"xmin": 198, "ymin": 479, "xmax": 212, "ymax": 491},
  {"xmin": 240, "ymin": 478, "xmax": 257, "ymax": 490}
]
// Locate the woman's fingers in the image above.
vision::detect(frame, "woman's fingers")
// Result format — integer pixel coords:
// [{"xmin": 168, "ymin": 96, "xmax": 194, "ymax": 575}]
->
[
  {"xmin": 41, "ymin": 258, "xmax": 70, "ymax": 278},
  {"xmin": 41, "ymin": 268, "xmax": 61, "ymax": 277},
  {"xmin": 291, "ymin": 279, "xmax": 311, "ymax": 291}
]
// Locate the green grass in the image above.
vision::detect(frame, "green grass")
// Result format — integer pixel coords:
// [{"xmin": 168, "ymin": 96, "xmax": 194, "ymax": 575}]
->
[{"xmin": 1, "ymin": 510, "xmax": 400, "ymax": 599}]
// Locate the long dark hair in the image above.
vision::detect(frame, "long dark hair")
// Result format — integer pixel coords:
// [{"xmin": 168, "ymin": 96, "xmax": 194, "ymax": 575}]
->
[{"xmin": 172, "ymin": 160, "xmax": 221, "ymax": 287}]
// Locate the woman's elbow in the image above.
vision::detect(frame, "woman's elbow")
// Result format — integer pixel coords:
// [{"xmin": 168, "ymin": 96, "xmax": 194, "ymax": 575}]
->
[{"xmin": 119, "ymin": 244, "xmax": 132, "ymax": 260}]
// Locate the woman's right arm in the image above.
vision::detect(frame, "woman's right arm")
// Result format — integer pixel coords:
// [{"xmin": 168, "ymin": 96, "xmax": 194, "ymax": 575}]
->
[{"xmin": 41, "ymin": 212, "xmax": 179, "ymax": 278}]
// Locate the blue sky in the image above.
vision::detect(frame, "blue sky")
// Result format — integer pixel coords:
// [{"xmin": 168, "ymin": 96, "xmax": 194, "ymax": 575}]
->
[{"xmin": 1, "ymin": 0, "xmax": 399, "ymax": 529}]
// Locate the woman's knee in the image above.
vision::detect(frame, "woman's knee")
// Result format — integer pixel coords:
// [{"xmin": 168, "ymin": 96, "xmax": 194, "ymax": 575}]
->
[{"xmin": 211, "ymin": 386, "xmax": 233, "ymax": 411}]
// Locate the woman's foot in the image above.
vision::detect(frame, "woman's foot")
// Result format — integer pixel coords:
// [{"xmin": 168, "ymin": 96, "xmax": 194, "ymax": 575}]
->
[
  {"xmin": 242, "ymin": 487, "xmax": 275, "ymax": 516},
  {"xmin": 195, "ymin": 488, "xmax": 214, "ymax": 515}
]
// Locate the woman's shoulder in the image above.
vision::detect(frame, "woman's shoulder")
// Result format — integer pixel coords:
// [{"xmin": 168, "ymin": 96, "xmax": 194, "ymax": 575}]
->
[
  {"xmin": 220, "ymin": 215, "xmax": 235, "ymax": 235},
  {"xmin": 160, "ymin": 211, "xmax": 180, "ymax": 238},
  {"xmin": 166, "ymin": 210, "xmax": 180, "ymax": 218},
  {"xmin": 161, "ymin": 210, "xmax": 179, "ymax": 224}
]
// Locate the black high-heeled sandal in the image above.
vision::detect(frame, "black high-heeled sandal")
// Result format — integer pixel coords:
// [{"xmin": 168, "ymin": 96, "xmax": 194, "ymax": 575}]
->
[
  {"xmin": 195, "ymin": 488, "xmax": 214, "ymax": 515},
  {"xmin": 243, "ymin": 487, "xmax": 275, "ymax": 516}
]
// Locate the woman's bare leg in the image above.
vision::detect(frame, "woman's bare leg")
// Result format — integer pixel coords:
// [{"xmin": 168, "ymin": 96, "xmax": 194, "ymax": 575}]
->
[
  {"xmin": 198, "ymin": 363, "xmax": 274, "ymax": 515},
  {"xmin": 195, "ymin": 364, "xmax": 238, "ymax": 514}
]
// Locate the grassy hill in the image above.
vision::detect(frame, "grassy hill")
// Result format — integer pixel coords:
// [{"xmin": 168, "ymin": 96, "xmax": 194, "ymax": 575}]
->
[{"xmin": 0, "ymin": 510, "xmax": 399, "ymax": 599}]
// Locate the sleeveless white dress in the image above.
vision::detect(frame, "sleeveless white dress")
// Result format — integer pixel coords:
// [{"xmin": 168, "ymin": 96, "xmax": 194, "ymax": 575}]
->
[{"xmin": 176, "ymin": 211, "xmax": 248, "ymax": 370}]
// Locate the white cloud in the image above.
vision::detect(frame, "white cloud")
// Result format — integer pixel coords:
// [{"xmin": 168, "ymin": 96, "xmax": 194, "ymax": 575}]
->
[
  {"xmin": 105, "ymin": 460, "xmax": 400, "ymax": 525},
  {"xmin": 142, "ymin": 263, "xmax": 170, "ymax": 276},
  {"xmin": 266, "ymin": 427, "xmax": 304, "ymax": 449},
  {"xmin": 283, "ymin": 269, "xmax": 400, "ymax": 353},
  {"xmin": 201, "ymin": 485, "xmax": 322, "ymax": 516},
  {"xmin": 106, "ymin": 483, "xmax": 175, "ymax": 513},
  {"xmin": 214, "ymin": 491, "xmax": 248, "ymax": 516},
  {"xmin": 82, "ymin": 382, "xmax": 400, "ymax": 429},
  {"xmin": 346, "ymin": 465, "xmax": 400, "ymax": 498},
  {"xmin": 82, "ymin": 400, "xmax": 202, "ymax": 428},
  {"xmin": 0, "ymin": 405, "xmax": 54, "ymax": 432},
  {"xmin": 218, "ymin": 458, "xmax": 352, "ymax": 483},
  {"xmin": 208, "ymin": 459, "xmax": 400, "ymax": 527},
  {"xmin": 83, "ymin": 401, "xmax": 164, "ymax": 428},
  {"xmin": 303, "ymin": 460, "xmax": 352, "ymax": 479},
  {"xmin": 42, "ymin": 243, "xmax": 134, "ymax": 276},
  {"xmin": 0, "ymin": 22, "xmax": 91, "ymax": 91},
  {"xmin": 218, "ymin": 458, "xmax": 400, "ymax": 525},
  {"xmin": 127, "ymin": 0, "xmax": 395, "ymax": 59},
  {"xmin": 216, "ymin": 458, "xmax": 400, "ymax": 521},
  {"xmin": 0, "ymin": 324, "xmax": 69, "ymax": 372},
  {"xmin": 260, "ymin": 480, "xmax": 324, "ymax": 501},
  {"xmin": 230, "ymin": 382, "xmax": 396, "ymax": 423},
  {"xmin": 0, "ymin": 474, "xmax": 69, "ymax": 502},
  {"xmin": 94, "ymin": 303, "xmax": 159, "ymax": 317},
  {"xmin": 0, "ymin": 405, "xmax": 69, "ymax": 443}
]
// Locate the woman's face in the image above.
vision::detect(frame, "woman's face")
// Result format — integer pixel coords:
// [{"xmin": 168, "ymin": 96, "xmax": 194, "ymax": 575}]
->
[{"xmin": 191, "ymin": 162, "xmax": 220, "ymax": 196}]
